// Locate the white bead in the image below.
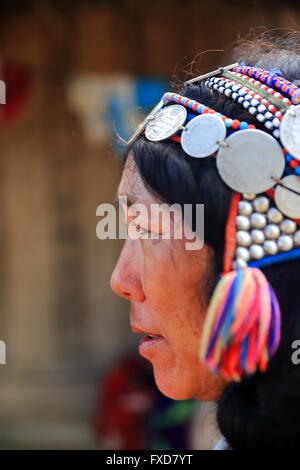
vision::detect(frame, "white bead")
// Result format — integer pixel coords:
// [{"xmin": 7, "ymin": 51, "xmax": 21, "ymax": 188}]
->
[
  {"xmin": 251, "ymin": 99, "xmax": 259, "ymax": 106},
  {"xmin": 249, "ymin": 244, "xmax": 265, "ymax": 260},
  {"xmin": 257, "ymin": 114, "xmax": 265, "ymax": 122},
  {"xmin": 239, "ymin": 201, "xmax": 253, "ymax": 216},
  {"xmin": 273, "ymin": 129, "xmax": 280, "ymax": 139},
  {"xmin": 248, "ymin": 106, "xmax": 257, "ymax": 115},
  {"xmin": 272, "ymin": 118, "xmax": 280, "ymax": 128},
  {"xmin": 236, "ymin": 247, "xmax": 250, "ymax": 262},
  {"xmin": 264, "ymin": 121, "xmax": 273, "ymax": 129},
  {"xmin": 243, "ymin": 101, "xmax": 250, "ymax": 108},
  {"xmin": 264, "ymin": 224, "xmax": 280, "ymax": 239},
  {"xmin": 267, "ymin": 207, "xmax": 283, "ymax": 224},
  {"xmin": 232, "ymin": 92, "xmax": 238, "ymax": 100},
  {"xmin": 253, "ymin": 196, "xmax": 269, "ymax": 213},
  {"xmin": 280, "ymin": 219, "xmax": 297, "ymax": 234},
  {"xmin": 225, "ymin": 89, "xmax": 232, "ymax": 96},
  {"xmin": 278, "ymin": 235, "xmax": 294, "ymax": 251},
  {"xmin": 251, "ymin": 229, "xmax": 265, "ymax": 244},
  {"xmin": 294, "ymin": 230, "xmax": 300, "ymax": 246},
  {"xmin": 250, "ymin": 213, "xmax": 267, "ymax": 229},
  {"xmin": 258, "ymin": 104, "xmax": 267, "ymax": 113},
  {"xmin": 234, "ymin": 258, "xmax": 247, "ymax": 269},
  {"xmin": 243, "ymin": 193, "xmax": 256, "ymax": 201},
  {"xmin": 237, "ymin": 230, "xmax": 252, "ymax": 247},
  {"xmin": 236, "ymin": 215, "xmax": 251, "ymax": 231},
  {"xmin": 232, "ymin": 84, "xmax": 240, "ymax": 92},
  {"xmin": 263, "ymin": 240, "xmax": 278, "ymax": 255}
]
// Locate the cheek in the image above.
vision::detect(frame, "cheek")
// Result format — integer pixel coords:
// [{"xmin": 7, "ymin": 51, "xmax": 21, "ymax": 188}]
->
[{"xmin": 141, "ymin": 239, "xmax": 207, "ymax": 358}]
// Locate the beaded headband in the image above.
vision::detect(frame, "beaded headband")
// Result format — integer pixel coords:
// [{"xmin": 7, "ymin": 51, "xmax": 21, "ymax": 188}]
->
[{"xmin": 125, "ymin": 63, "xmax": 300, "ymax": 382}]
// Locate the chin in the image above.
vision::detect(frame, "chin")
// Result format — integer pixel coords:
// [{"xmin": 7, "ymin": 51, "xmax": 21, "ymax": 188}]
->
[
  {"xmin": 151, "ymin": 362, "xmax": 226, "ymax": 402},
  {"xmin": 152, "ymin": 366, "xmax": 201, "ymax": 401}
]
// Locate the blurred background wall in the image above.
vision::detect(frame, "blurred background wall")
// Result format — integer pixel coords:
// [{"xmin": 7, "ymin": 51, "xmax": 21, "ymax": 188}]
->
[{"xmin": 0, "ymin": 0, "xmax": 299, "ymax": 449}]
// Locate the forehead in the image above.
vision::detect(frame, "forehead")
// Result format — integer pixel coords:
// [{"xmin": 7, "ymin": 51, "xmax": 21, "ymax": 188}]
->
[{"xmin": 117, "ymin": 153, "xmax": 160, "ymax": 205}]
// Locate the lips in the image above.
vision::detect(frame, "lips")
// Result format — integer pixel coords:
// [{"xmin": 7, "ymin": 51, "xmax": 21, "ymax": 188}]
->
[
  {"xmin": 131, "ymin": 326, "xmax": 161, "ymax": 336},
  {"xmin": 131, "ymin": 325, "xmax": 165, "ymax": 358}
]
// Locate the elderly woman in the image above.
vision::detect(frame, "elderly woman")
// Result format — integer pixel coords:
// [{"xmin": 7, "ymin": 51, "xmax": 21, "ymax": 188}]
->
[{"xmin": 110, "ymin": 35, "xmax": 300, "ymax": 450}]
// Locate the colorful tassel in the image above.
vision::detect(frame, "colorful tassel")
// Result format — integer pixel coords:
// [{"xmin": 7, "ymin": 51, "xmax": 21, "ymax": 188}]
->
[{"xmin": 199, "ymin": 267, "xmax": 281, "ymax": 381}]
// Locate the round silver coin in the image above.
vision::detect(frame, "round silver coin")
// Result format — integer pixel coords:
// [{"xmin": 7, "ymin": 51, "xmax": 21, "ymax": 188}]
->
[
  {"xmin": 280, "ymin": 106, "xmax": 300, "ymax": 161},
  {"xmin": 181, "ymin": 114, "xmax": 226, "ymax": 158},
  {"xmin": 145, "ymin": 105, "xmax": 187, "ymax": 142},
  {"xmin": 127, "ymin": 100, "xmax": 164, "ymax": 146},
  {"xmin": 217, "ymin": 129, "xmax": 285, "ymax": 194},
  {"xmin": 274, "ymin": 175, "xmax": 300, "ymax": 219}
]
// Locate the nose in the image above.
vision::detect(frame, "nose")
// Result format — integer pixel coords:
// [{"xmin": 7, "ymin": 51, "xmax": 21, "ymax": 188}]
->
[{"xmin": 110, "ymin": 239, "xmax": 145, "ymax": 302}]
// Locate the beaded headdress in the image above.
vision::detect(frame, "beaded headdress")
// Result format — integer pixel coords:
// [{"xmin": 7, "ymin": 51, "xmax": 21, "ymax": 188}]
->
[{"xmin": 125, "ymin": 63, "xmax": 300, "ymax": 382}]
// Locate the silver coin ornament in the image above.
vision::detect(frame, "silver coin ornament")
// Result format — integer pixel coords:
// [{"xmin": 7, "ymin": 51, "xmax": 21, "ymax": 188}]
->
[
  {"xmin": 274, "ymin": 175, "xmax": 300, "ymax": 219},
  {"xmin": 127, "ymin": 100, "xmax": 164, "ymax": 146},
  {"xmin": 145, "ymin": 105, "xmax": 187, "ymax": 142},
  {"xmin": 181, "ymin": 114, "xmax": 226, "ymax": 158},
  {"xmin": 217, "ymin": 129, "xmax": 285, "ymax": 194},
  {"xmin": 280, "ymin": 105, "xmax": 300, "ymax": 161}
]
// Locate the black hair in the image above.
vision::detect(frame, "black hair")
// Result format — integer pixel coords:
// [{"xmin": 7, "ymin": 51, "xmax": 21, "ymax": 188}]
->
[{"xmin": 121, "ymin": 31, "xmax": 300, "ymax": 449}]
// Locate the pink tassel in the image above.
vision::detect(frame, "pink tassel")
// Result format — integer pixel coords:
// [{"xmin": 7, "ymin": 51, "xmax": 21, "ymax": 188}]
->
[{"xmin": 199, "ymin": 267, "xmax": 281, "ymax": 381}]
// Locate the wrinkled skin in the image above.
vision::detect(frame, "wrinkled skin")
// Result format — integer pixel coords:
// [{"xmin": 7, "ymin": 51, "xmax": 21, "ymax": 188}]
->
[{"xmin": 111, "ymin": 155, "xmax": 226, "ymax": 401}]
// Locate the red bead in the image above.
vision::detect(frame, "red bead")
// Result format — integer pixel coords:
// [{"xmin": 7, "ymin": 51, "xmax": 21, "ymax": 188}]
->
[
  {"xmin": 231, "ymin": 119, "xmax": 240, "ymax": 129},
  {"xmin": 202, "ymin": 108, "xmax": 209, "ymax": 114},
  {"xmin": 248, "ymin": 124, "xmax": 256, "ymax": 129},
  {"xmin": 290, "ymin": 159, "xmax": 299, "ymax": 169}
]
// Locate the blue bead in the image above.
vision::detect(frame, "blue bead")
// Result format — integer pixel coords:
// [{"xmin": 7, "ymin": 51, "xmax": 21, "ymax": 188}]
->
[
  {"xmin": 197, "ymin": 104, "xmax": 204, "ymax": 113},
  {"xmin": 239, "ymin": 121, "xmax": 248, "ymax": 130},
  {"xmin": 295, "ymin": 166, "xmax": 300, "ymax": 175},
  {"xmin": 215, "ymin": 112, "xmax": 222, "ymax": 117},
  {"xmin": 285, "ymin": 154, "xmax": 292, "ymax": 162}
]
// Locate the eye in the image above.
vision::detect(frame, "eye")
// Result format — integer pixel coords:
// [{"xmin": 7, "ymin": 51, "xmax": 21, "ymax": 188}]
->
[{"xmin": 133, "ymin": 223, "xmax": 151, "ymax": 237}]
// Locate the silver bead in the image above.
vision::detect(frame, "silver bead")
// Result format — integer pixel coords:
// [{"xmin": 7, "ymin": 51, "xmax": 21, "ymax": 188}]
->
[
  {"xmin": 294, "ymin": 230, "xmax": 300, "ymax": 247},
  {"xmin": 250, "ymin": 212, "xmax": 267, "ymax": 229},
  {"xmin": 236, "ymin": 230, "xmax": 251, "ymax": 247},
  {"xmin": 236, "ymin": 215, "xmax": 250, "ymax": 231},
  {"xmin": 267, "ymin": 207, "xmax": 283, "ymax": 224},
  {"xmin": 251, "ymin": 229, "xmax": 265, "ymax": 244},
  {"xmin": 264, "ymin": 224, "xmax": 280, "ymax": 240},
  {"xmin": 243, "ymin": 193, "xmax": 256, "ymax": 201},
  {"xmin": 263, "ymin": 240, "xmax": 278, "ymax": 255},
  {"xmin": 253, "ymin": 196, "xmax": 270, "ymax": 213},
  {"xmin": 280, "ymin": 219, "xmax": 297, "ymax": 235},
  {"xmin": 278, "ymin": 235, "xmax": 294, "ymax": 251},
  {"xmin": 236, "ymin": 247, "xmax": 250, "ymax": 262},
  {"xmin": 249, "ymin": 244, "xmax": 265, "ymax": 260},
  {"xmin": 238, "ymin": 201, "xmax": 253, "ymax": 216},
  {"xmin": 233, "ymin": 259, "xmax": 247, "ymax": 269}
]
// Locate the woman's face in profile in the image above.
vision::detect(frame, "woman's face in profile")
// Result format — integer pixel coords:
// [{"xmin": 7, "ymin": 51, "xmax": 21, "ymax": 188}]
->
[{"xmin": 111, "ymin": 154, "xmax": 226, "ymax": 401}]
